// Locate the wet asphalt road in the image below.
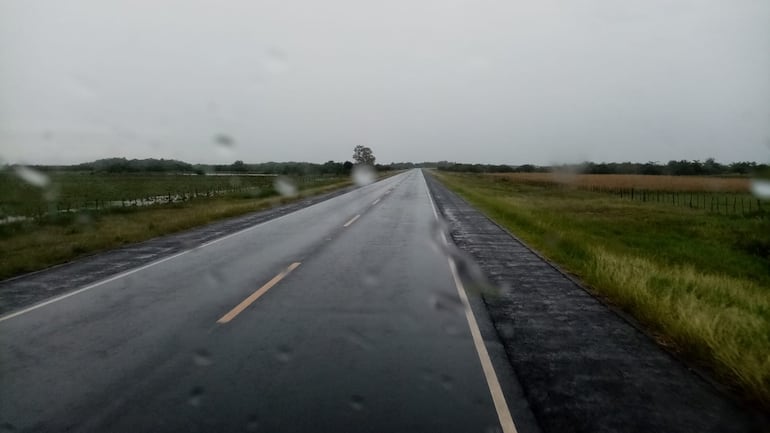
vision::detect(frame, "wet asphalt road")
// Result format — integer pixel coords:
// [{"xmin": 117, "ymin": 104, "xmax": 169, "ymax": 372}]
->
[{"xmin": 0, "ymin": 170, "xmax": 524, "ymax": 433}]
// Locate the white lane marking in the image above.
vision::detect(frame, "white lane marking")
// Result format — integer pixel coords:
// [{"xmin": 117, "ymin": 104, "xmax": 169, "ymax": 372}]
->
[
  {"xmin": 0, "ymin": 250, "xmax": 191, "ymax": 323},
  {"xmin": 0, "ymin": 174, "xmax": 409, "ymax": 323},
  {"xmin": 421, "ymin": 171, "xmax": 518, "ymax": 433},
  {"xmin": 372, "ymin": 198, "xmax": 381, "ymax": 205},
  {"xmin": 343, "ymin": 214, "xmax": 361, "ymax": 227}
]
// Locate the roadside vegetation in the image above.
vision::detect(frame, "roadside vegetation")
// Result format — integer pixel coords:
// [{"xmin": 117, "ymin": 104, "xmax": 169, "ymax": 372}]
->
[
  {"xmin": 0, "ymin": 170, "xmax": 353, "ymax": 281},
  {"xmin": 1, "ymin": 171, "xmax": 338, "ymax": 218},
  {"xmin": 434, "ymin": 171, "xmax": 770, "ymax": 407}
]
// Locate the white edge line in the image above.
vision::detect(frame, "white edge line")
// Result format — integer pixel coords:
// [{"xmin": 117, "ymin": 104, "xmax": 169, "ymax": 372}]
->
[
  {"xmin": 420, "ymin": 171, "xmax": 518, "ymax": 433},
  {"xmin": 0, "ymin": 250, "xmax": 190, "ymax": 323},
  {"xmin": 0, "ymin": 171, "xmax": 409, "ymax": 322},
  {"xmin": 343, "ymin": 214, "xmax": 361, "ymax": 227},
  {"xmin": 0, "ymin": 181, "xmax": 382, "ymax": 323}
]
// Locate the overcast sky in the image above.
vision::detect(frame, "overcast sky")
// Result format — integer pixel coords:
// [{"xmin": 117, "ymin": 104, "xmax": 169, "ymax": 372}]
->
[{"xmin": 1, "ymin": 0, "xmax": 768, "ymax": 165}]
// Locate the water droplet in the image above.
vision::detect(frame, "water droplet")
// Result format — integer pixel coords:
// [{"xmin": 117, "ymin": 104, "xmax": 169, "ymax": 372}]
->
[
  {"xmin": 206, "ymin": 269, "xmax": 226, "ymax": 288},
  {"xmin": 498, "ymin": 322, "xmax": 515, "ymax": 339},
  {"xmin": 193, "ymin": 349, "xmax": 213, "ymax": 367},
  {"xmin": 349, "ymin": 394, "xmax": 365, "ymax": 411},
  {"xmin": 43, "ymin": 186, "xmax": 59, "ymax": 203},
  {"xmin": 245, "ymin": 415, "xmax": 260, "ymax": 432},
  {"xmin": 345, "ymin": 329, "xmax": 372, "ymax": 351},
  {"xmin": 750, "ymin": 179, "xmax": 770, "ymax": 198},
  {"xmin": 214, "ymin": 134, "xmax": 236, "ymax": 159},
  {"xmin": 429, "ymin": 292, "xmax": 464, "ymax": 315},
  {"xmin": 275, "ymin": 345, "xmax": 292, "ymax": 363},
  {"xmin": 214, "ymin": 133, "xmax": 235, "ymax": 148},
  {"xmin": 429, "ymin": 219, "xmax": 450, "ymax": 249},
  {"xmin": 352, "ymin": 165, "xmax": 376, "ymax": 186},
  {"xmin": 263, "ymin": 48, "xmax": 288, "ymax": 75},
  {"xmin": 274, "ymin": 177, "xmax": 297, "ymax": 197},
  {"xmin": 75, "ymin": 213, "xmax": 93, "ymax": 226},
  {"xmin": 439, "ymin": 374, "xmax": 453, "ymax": 391},
  {"xmin": 362, "ymin": 273, "xmax": 378, "ymax": 287},
  {"xmin": 188, "ymin": 386, "xmax": 204, "ymax": 407},
  {"xmin": 14, "ymin": 166, "xmax": 49, "ymax": 188},
  {"xmin": 443, "ymin": 324, "xmax": 460, "ymax": 336}
]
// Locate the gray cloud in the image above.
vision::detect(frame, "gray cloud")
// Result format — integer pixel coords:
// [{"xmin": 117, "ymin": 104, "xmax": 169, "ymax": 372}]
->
[{"xmin": 1, "ymin": 0, "xmax": 768, "ymax": 165}]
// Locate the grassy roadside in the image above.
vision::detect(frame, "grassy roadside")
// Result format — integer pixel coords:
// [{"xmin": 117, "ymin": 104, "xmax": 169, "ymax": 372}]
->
[
  {"xmin": 433, "ymin": 171, "xmax": 770, "ymax": 407},
  {"xmin": 0, "ymin": 178, "xmax": 352, "ymax": 281}
]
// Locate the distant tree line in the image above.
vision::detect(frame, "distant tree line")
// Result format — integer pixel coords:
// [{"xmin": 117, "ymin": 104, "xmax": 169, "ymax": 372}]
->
[
  {"xmin": 22, "ymin": 158, "xmax": 393, "ymax": 176},
  {"xmin": 29, "ymin": 158, "xmax": 197, "ymax": 173},
  {"xmin": 437, "ymin": 159, "xmax": 768, "ymax": 176},
  {"xmin": 15, "ymin": 157, "xmax": 766, "ymax": 177}
]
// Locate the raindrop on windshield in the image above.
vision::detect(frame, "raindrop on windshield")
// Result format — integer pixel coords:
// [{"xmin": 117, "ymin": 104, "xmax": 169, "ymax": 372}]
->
[
  {"xmin": 352, "ymin": 165, "xmax": 375, "ymax": 186},
  {"xmin": 429, "ymin": 292, "xmax": 464, "ymax": 315},
  {"xmin": 362, "ymin": 273, "xmax": 379, "ymax": 287},
  {"xmin": 439, "ymin": 374, "xmax": 454, "ymax": 391},
  {"xmin": 498, "ymin": 322, "xmax": 515, "ymax": 339},
  {"xmin": 14, "ymin": 166, "xmax": 50, "ymax": 188},
  {"xmin": 275, "ymin": 345, "xmax": 293, "ymax": 363},
  {"xmin": 750, "ymin": 179, "xmax": 770, "ymax": 199},
  {"xmin": 214, "ymin": 133, "xmax": 235, "ymax": 148},
  {"xmin": 75, "ymin": 212, "xmax": 93, "ymax": 227},
  {"xmin": 245, "ymin": 415, "xmax": 260, "ymax": 432},
  {"xmin": 188, "ymin": 386, "xmax": 205, "ymax": 407},
  {"xmin": 348, "ymin": 394, "xmax": 365, "ymax": 411},
  {"xmin": 263, "ymin": 48, "xmax": 288, "ymax": 75},
  {"xmin": 193, "ymin": 349, "xmax": 213, "ymax": 367},
  {"xmin": 345, "ymin": 329, "xmax": 372, "ymax": 351},
  {"xmin": 274, "ymin": 177, "xmax": 298, "ymax": 197},
  {"xmin": 443, "ymin": 324, "xmax": 460, "ymax": 336},
  {"xmin": 214, "ymin": 133, "xmax": 236, "ymax": 159}
]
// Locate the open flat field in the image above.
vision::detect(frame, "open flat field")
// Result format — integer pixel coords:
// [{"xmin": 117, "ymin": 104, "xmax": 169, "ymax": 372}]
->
[
  {"xmin": 491, "ymin": 172, "xmax": 751, "ymax": 192},
  {"xmin": 0, "ymin": 171, "xmax": 338, "ymax": 218},
  {"xmin": 0, "ymin": 172, "xmax": 350, "ymax": 280},
  {"xmin": 435, "ymin": 171, "xmax": 770, "ymax": 406}
]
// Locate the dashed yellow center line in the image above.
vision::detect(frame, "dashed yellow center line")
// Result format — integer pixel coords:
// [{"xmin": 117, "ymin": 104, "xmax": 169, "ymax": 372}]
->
[
  {"xmin": 343, "ymin": 214, "xmax": 361, "ymax": 227},
  {"xmin": 216, "ymin": 262, "xmax": 301, "ymax": 324},
  {"xmin": 372, "ymin": 198, "xmax": 381, "ymax": 205}
]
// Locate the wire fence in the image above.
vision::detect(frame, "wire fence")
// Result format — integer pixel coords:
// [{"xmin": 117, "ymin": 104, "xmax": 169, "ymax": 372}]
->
[{"xmin": 585, "ymin": 186, "xmax": 765, "ymax": 216}]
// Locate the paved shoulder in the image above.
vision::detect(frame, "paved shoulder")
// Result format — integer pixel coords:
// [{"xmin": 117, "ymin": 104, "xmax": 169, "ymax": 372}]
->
[
  {"xmin": 0, "ymin": 184, "xmax": 358, "ymax": 316},
  {"xmin": 424, "ymin": 171, "xmax": 767, "ymax": 433}
]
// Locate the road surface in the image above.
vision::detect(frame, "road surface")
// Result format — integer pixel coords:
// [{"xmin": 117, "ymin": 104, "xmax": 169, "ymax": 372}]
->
[{"xmin": 0, "ymin": 170, "xmax": 529, "ymax": 433}]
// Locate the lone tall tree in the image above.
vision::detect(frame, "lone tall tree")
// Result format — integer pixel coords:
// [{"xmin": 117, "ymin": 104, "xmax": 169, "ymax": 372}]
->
[{"xmin": 352, "ymin": 145, "xmax": 376, "ymax": 165}]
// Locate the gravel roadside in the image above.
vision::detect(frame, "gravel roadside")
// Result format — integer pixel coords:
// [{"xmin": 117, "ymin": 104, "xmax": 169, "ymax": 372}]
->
[{"xmin": 424, "ymin": 170, "xmax": 767, "ymax": 433}]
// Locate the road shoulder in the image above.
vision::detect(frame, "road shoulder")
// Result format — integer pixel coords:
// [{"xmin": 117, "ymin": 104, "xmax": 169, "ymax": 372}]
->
[
  {"xmin": 0, "ymin": 184, "xmax": 360, "ymax": 316},
  {"xmin": 424, "ymin": 170, "xmax": 767, "ymax": 433}
]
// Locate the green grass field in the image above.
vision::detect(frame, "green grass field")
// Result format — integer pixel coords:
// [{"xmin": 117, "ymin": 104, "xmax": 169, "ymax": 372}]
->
[
  {"xmin": 0, "ymin": 172, "xmax": 350, "ymax": 280},
  {"xmin": 0, "ymin": 171, "xmax": 339, "ymax": 218},
  {"xmin": 434, "ymin": 171, "xmax": 770, "ymax": 407}
]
